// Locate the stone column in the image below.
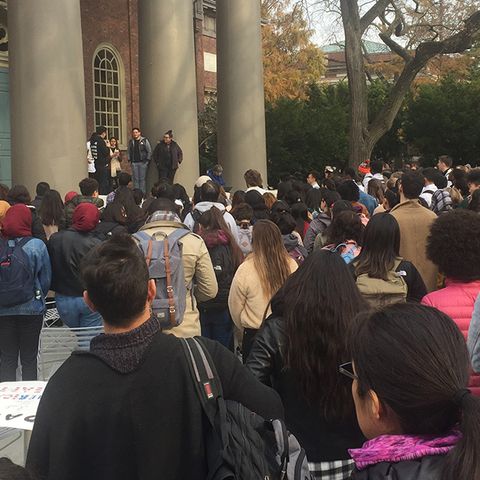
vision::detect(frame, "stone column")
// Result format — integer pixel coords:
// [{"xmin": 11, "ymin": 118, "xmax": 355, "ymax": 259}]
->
[
  {"xmin": 9, "ymin": 0, "xmax": 86, "ymax": 197},
  {"xmin": 139, "ymin": 0, "xmax": 199, "ymax": 194},
  {"xmin": 217, "ymin": 0, "xmax": 268, "ymax": 192}
]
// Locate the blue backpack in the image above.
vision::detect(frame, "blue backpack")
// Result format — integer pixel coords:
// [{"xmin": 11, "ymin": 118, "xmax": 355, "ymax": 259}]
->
[{"xmin": 0, "ymin": 238, "xmax": 35, "ymax": 307}]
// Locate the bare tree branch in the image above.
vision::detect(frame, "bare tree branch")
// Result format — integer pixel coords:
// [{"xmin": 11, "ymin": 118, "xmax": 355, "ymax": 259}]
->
[
  {"xmin": 379, "ymin": 32, "xmax": 412, "ymax": 61},
  {"xmin": 360, "ymin": 0, "xmax": 391, "ymax": 34}
]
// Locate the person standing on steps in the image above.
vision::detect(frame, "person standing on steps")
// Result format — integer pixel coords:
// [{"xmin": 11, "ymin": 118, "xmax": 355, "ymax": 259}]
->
[
  {"xmin": 128, "ymin": 128, "xmax": 152, "ymax": 194},
  {"xmin": 152, "ymin": 130, "xmax": 183, "ymax": 184}
]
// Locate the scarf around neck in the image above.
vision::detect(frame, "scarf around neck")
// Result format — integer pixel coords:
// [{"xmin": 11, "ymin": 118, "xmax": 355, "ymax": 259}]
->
[{"xmin": 349, "ymin": 431, "xmax": 460, "ymax": 470}]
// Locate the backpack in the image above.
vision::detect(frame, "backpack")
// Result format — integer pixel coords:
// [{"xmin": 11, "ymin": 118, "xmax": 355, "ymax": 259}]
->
[
  {"xmin": 0, "ymin": 238, "xmax": 35, "ymax": 307},
  {"xmin": 355, "ymin": 258, "xmax": 408, "ymax": 308},
  {"xmin": 201, "ymin": 244, "xmax": 235, "ymax": 310},
  {"xmin": 180, "ymin": 337, "xmax": 313, "ymax": 480},
  {"xmin": 236, "ymin": 225, "xmax": 253, "ymax": 257},
  {"xmin": 134, "ymin": 229, "xmax": 190, "ymax": 329}
]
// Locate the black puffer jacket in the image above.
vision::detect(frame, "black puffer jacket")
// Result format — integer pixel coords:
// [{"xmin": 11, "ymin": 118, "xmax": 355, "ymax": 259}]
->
[
  {"xmin": 246, "ymin": 315, "xmax": 365, "ymax": 462},
  {"xmin": 48, "ymin": 229, "xmax": 103, "ymax": 297},
  {"xmin": 350, "ymin": 455, "xmax": 445, "ymax": 479}
]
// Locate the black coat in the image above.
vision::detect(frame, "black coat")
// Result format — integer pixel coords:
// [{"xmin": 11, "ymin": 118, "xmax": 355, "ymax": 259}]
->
[
  {"xmin": 90, "ymin": 133, "xmax": 110, "ymax": 169},
  {"xmin": 47, "ymin": 229, "xmax": 103, "ymax": 297},
  {"xmin": 350, "ymin": 455, "xmax": 445, "ymax": 479},
  {"xmin": 26, "ymin": 332, "xmax": 283, "ymax": 480},
  {"xmin": 152, "ymin": 140, "xmax": 183, "ymax": 170},
  {"xmin": 246, "ymin": 316, "xmax": 365, "ymax": 462}
]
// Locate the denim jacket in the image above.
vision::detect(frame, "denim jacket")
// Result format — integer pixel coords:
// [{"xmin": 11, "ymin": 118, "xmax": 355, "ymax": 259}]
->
[
  {"xmin": 0, "ymin": 237, "xmax": 52, "ymax": 317},
  {"xmin": 467, "ymin": 294, "xmax": 480, "ymax": 373}
]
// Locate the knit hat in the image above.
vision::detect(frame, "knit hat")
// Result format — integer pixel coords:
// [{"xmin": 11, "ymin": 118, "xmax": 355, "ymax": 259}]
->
[
  {"xmin": 1, "ymin": 204, "xmax": 32, "ymax": 238},
  {"xmin": 195, "ymin": 175, "xmax": 211, "ymax": 189},
  {"xmin": 65, "ymin": 191, "xmax": 78, "ymax": 203},
  {"xmin": 72, "ymin": 203, "xmax": 100, "ymax": 232}
]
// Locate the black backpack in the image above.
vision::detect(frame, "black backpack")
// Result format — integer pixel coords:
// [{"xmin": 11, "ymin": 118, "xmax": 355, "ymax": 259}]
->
[
  {"xmin": 181, "ymin": 337, "xmax": 313, "ymax": 480},
  {"xmin": 0, "ymin": 238, "xmax": 35, "ymax": 307},
  {"xmin": 201, "ymin": 244, "xmax": 236, "ymax": 310}
]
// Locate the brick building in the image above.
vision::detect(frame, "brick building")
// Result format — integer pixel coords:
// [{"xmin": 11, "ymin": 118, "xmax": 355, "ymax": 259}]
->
[{"xmin": 0, "ymin": 0, "xmax": 220, "ymax": 183}]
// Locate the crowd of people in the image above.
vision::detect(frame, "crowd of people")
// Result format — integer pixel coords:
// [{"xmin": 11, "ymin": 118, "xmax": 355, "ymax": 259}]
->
[{"xmin": 1, "ymin": 154, "xmax": 480, "ymax": 479}]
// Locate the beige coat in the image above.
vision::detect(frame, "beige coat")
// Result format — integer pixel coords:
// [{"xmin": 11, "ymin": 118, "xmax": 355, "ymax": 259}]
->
[
  {"xmin": 228, "ymin": 256, "xmax": 298, "ymax": 330},
  {"xmin": 390, "ymin": 200, "xmax": 438, "ymax": 292},
  {"xmin": 140, "ymin": 220, "xmax": 218, "ymax": 337}
]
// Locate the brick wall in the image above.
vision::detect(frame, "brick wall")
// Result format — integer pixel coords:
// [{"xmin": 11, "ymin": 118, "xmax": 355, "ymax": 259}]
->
[{"xmin": 80, "ymin": 0, "xmax": 139, "ymax": 149}]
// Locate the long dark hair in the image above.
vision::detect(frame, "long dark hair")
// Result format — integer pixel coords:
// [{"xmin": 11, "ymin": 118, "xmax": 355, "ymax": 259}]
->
[
  {"xmin": 284, "ymin": 249, "xmax": 367, "ymax": 419},
  {"xmin": 354, "ymin": 213, "xmax": 400, "ymax": 280},
  {"xmin": 113, "ymin": 187, "xmax": 144, "ymax": 224},
  {"xmin": 198, "ymin": 207, "xmax": 244, "ymax": 270},
  {"xmin": 351, "ymin": 304, "xmax": 480, "ymax": 480},
  {"xmin": 38, "ymin": 189, "xmax": 64, "ymax": 226}
]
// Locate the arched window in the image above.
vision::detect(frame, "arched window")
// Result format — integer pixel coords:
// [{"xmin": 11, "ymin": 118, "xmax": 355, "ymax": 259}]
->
[{"xmin": 93, "ymin": 45, "xmax": 126, "ymax": 146}]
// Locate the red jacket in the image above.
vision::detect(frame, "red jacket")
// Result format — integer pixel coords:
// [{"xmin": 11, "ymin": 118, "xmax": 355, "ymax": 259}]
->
[{"xmin": 422, "ymin": 279, "xmax": 480, "ymax": 395}]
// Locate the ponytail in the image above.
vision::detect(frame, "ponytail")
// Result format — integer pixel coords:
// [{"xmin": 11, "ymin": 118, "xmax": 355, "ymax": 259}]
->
[{"xmin": 443, "ymin": 393, "xmax": 480, "ymax": 480}]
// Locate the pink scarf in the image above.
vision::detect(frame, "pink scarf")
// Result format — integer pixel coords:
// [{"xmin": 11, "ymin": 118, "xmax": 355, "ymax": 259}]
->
[{"xmin": 349, "ymin": 431, "xmax": 460, "ymax": 470}]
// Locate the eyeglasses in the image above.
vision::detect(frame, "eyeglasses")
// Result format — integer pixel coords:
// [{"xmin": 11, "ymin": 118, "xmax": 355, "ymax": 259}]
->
[{"xmin": 339, "ymin": 362, "xmax": 358, "ymax": 381}]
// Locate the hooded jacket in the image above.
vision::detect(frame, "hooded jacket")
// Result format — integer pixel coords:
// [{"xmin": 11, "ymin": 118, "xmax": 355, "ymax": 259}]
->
[
  {"xmin": 184, "ymin": 202, "xmax": 240, "ymax": 245},
  {"xmin": 0, "ymin": 205, "xmax": 51, "ymax": 316},
  {"xmin": 303, "ymin": 213, "xmax": 331, "ymax": 254},
  {"xmin": 48, "ymin": 204, "xmax": 102, "ymax": 297}
]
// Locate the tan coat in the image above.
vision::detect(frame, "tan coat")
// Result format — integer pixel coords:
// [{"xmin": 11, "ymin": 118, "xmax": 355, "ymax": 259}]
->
[
  {"xmin": 390, "ymin": 200, "xmax": 438, "ymax": 292},
  {"xmin": 140, "ymin": 220, "xmax": 218, "ymax": 337},
  {"xmin": 228, "ymin": 255, "xmax": 298, "ymax": 330}
]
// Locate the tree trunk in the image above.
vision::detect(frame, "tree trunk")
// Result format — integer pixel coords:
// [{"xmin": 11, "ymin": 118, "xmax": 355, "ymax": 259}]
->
[{"xmin": 340, "ymin": 0, "xmax": 369, "ymax": 168}]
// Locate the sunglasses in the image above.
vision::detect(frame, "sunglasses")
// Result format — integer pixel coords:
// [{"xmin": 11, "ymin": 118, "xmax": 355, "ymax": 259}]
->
[{"xmin": 339, "ymin": 362, "xmax": 358, "ymax": 381}]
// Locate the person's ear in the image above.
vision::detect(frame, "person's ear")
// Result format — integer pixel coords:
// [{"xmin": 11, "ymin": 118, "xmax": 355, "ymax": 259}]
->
[
  {"xmin": 83, "ymin": 291, "xmax": 97, "ymax": 312},
  {"xmin": 368, "ymin": 389, "xmax": 382, "ymax": 421},
  {"xmin": 147, "ymin": 279, "xmax": 156, "ymax": 304}
]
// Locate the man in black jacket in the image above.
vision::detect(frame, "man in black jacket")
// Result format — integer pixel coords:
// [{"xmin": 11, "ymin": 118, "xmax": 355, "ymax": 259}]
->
[
  {"xmin": 90, "ymin": 126, "xmax": 111, "ymax": 195},
  {"xmin": 27, "ymin": 234, "xmax": 283, "ymax": 480},
  {"xmin": 152, "ymin": 129, "xmax": 183, "ymax": 183}
]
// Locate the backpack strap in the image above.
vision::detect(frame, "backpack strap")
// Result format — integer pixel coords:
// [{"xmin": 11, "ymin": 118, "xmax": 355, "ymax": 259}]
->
[
  {"xmin": 165, "ymin": 228, "xmax": 191, "ymax": 251},
  {"xmin": 163, "ymin": 237, "xmax": 177, "ymax": 327},
  {"xmin": 133, "ymin": 231, "xmax": 152, "ymax": 243},
  {"xmin": 180, "ymin": 338, "xmax": 225, "ymax": 430}
]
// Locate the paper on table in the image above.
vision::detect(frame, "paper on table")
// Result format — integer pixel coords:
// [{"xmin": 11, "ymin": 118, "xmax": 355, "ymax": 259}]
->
[{"xmin": 0, "ymin": 382, "xmax": 47, "ymax": 431}]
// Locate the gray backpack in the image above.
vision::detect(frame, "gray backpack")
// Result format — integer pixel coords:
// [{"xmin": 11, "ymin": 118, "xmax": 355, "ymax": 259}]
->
[{"xmin": 134, "ymin": 229, "xmax": 190, "ymax": 329}]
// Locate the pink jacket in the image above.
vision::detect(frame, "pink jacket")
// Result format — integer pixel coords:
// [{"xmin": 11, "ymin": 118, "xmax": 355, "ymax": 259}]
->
[{"xmin": 422, "ymin": 279, "xmax": 480, "ymax": 395}]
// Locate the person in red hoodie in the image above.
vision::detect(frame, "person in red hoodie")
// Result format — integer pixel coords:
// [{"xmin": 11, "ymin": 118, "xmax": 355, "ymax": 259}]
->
[
  {"xmin": 0, "ymin": 204, "xmax": 51, "ymax": 381},
  {"xmin": 422, "ymin": 210, "xmax": 480, "ymax": 394},
  {"xmin": 47, "ymin": 203, "xmax": 103, "ymax": 328}
]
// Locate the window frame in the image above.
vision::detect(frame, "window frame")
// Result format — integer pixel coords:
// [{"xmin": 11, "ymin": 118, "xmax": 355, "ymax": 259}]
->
[{"xmin": 92, "ymin": 43, "xmax": 127, "ymax": 148}]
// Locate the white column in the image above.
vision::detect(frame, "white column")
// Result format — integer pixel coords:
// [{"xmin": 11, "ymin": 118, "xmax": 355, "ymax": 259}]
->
[
  {"xmin": 9, "ymin": 0, "xmax": 87, "ymax": 197},
  {"xmin": 217, "ymin": 0, "xmax": 268, "ymax": 192},
  {"xmin": 139, "ymin": 0, "xmax": 200, "ymax": 193}
]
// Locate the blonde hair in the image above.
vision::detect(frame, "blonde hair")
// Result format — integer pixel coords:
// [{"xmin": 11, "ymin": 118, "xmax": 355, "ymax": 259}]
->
[{"xmin": 252, "ymin": 220, "xmax": 292, "ymax": 299}]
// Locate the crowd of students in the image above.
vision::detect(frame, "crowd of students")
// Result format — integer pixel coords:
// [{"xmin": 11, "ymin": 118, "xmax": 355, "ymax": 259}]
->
[{"xmin": 0, "ymin": 156, "xmax": 480, "ymax": 479}]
